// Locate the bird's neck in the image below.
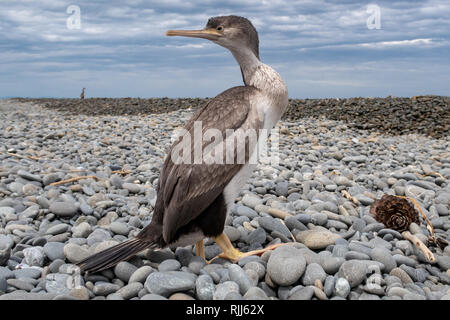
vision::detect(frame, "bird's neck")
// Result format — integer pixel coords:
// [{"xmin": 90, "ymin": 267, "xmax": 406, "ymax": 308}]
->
[{"xmin": 230, "ymin": 47, "xmax": 262, "ymax": 86}]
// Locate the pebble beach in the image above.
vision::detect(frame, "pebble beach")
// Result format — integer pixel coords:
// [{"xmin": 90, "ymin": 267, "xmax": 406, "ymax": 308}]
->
[{"xmin": 0, "ymin": 96, "xmax": 449, "ymax": 300}]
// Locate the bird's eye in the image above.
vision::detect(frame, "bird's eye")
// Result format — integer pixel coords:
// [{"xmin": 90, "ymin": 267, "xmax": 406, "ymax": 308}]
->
[{"xmin": 217, "ymin": 26, "xmax": 224, "ymax": 31}]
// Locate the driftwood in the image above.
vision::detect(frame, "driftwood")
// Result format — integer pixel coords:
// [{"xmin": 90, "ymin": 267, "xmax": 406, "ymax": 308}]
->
[
  {"xmin": 402, "ymin": 231, "xmax": 435, "ymax": 263},
  {"xmin": 267, "ymin": 208, "xmax": 292, "ymax": 219},
  {"xmin": 341, "ymin": 190, "xmax": 359, "ymax": 205},
  {"xmin": 49, "ymin": 175, "xmax": 100, "ymax": 186}
]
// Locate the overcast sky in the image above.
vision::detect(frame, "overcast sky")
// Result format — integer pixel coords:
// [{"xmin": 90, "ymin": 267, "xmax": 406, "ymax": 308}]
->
[{"xmin": 1, "ymin": 0, "xmax": 449, "ymax": 98}]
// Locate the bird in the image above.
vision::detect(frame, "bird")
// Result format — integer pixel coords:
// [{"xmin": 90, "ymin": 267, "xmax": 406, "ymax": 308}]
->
[
  {"xmin": 77, "ymin": 15, "xmax": 289, "ymax": 273},
  {"xmin": 80, "ymin": 88, "xmax": 85, "ymax": 100}
]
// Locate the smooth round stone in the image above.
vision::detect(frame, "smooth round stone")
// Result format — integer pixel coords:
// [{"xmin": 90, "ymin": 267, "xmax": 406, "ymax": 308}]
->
[
  {"xmin": 352, "ymin": 218, "xmax": 366, "ymax": 232},
  {"xmin": 393, "ymin": 254, "xmax": 417, "ymax": 268},
  {"xmin": 64, "ymin": 243, "xmax": 90, "ymax": 263},
  {"xmin": 196, "ymin": 274, "xmax": 215, "ymax": 300},
  {"xmin": 295, "ymin": 214, "xmax": 311, "ymax": 224},
  {"xmin": 362, "ymin": 223, "xmax": 385, "ymax": 233},
  {"xmin": 158, "ymin": 259, "xmax": 181, "ymax": 272},
  {"xmin": 296, "ymin": 230, "xmax": 341, "ymax": 249},
  {"xmin": 246, "ymin": 227, "xmax": 266, "ymax": 245},
  {"xmin": 345, "ymin": 251, "xmax": 371, "ymax": 260},
  {"xmin": 0, "ymin": 206, "xmax": 16, "ymax": 217},
  {"xmin": 228, "ymin": 264, "xmax": 253, "ymax": 295},
  {"xmin": 109, "ymin": 222, "xmax": 129, "ymax": 236},
  {"xmin": 399, "ymin": 265, "xmax": 428, "ymax": 282},
  {"xmin": 337, "ymin": 260, "xmax": 368, "ymax": 288},
  {"xmin": 69, "ymin": 287, "xmax": 90, "ymax": 300},
  {"xmin": 71, "ymin": 222, "xmax": 92, "ymax": 238},
  {"xmin": 258, "ymin": 217, "xmax": 291, "ymax": 238},
  {"xmin": 243, "ymin": 286, "xmax": 269, "ymax": 300},
  {"xmin": 318, "ymin": 252, "xmax": 344, "ymax": 274},
  {"xmin": 87, "ymin": 229, "xmax": 112, "ymax": 246},
  {"xmin": 241, "ymin": 194, "xmax": 263, "ymax": 209},
  {"xmin": 22, "ymin": 184, "xmax": 39, "ymax": 196},
  {"xmin": 436, "ymin": 256, "xmax": 450, "ymax": 271},
  {"xmin": 289, "ymin": 286, "xmax": 314, "ymax": 300},
  {"xmin": 436, "ymin": 204, "xmax": 448, "ymax": 216},
  {"xmin": 129, "ymin": 266, "xmax": 154, "ymax": 284},
  {"xmin": 7, "ymin": 278, "xmax": 35, "ymax": 291},
  {"xmin": 0, "ymin": 267, "xmax": 15, "ymax": 280},
  {"xmin": 93, "ymin": 282, "xmax": 121, "ymax": 296},
  {"xmin": 49, "ymin": 202, "xmax": 79, "ymax": 217},
  {"xmin": 390, "ymin": 268, "xmax": 413, "ymax": 285},
  {"xmin": 284, "ymin": 216, "xmax": 307, "ymax": 231},
  {"xmin": 117, "ymin": 282, "xmax": 143, "ymax": 300},
  {"xmin": 8, "ymin": 182, "xmax": 24, "ymax": 194},
  {"xmin": 13, "ymin": 267, "xmax": 42, "ymax": 279},
  {"xmin": 110, "ymin": 175, "xmax": 123, "ymax": 189},
  {"xmin": 79, "ymin": 202, "xmax": 94, "ymax": 215},
  {"xmin": 45, "ymin": 273, "xmax": 72, "ymax": 295},
  {"xmin": 323, "ymin": 275, "xmax": 335, "ymax": 297},
  {"xmin": 267, "ymin": 245, "xmax": 306, "ymax": 286},
  {"xmin": 332, "ymin": 244, "xmax": 349, "ymax": 258},
  {"xmin": 114, "ymin": 262, "xmax": 138, "ymax": 283},
  {"xmin": 188, "ymin": 256, "xmax": 206, "ymax": 274},
  {"xmin": 48, "ymin": 259, "xmax": 65, "ymax": 274},
  {"xmin": 311, "ymin": 212, "xmax": 328, "ymax": 226},
  {"xmin": 46, "ymin": 223, "xmax": 70, "ymax": 235},
  {"xmin": 122, "ymin": 183, "xmax": 141, "ymax": 193},
  {"xmin": 387, "ymin": 286, "xmax": 411, "ymax": 298},
  {"xmin": 243, "ymin": 261, "xmax": 265, "ymax": 280},
  {"xmin": 23, "ymin": 247, "xmax": 45, "ymax": 267},
  {"xmin": 0, "ymin": 246, "xmax": 10, "ymax": 266},
  {"xmin": 0, "ymin": 277, "xmax": 7, "ymax": 293},
  {"xmin": 334, "ymin": 277, "xmax": 351, "ymax": 298},
  {"xmin": 42, "ymin": 173, "xmax": 60, "ymax": 186},
  {"xmin": 17, "ymin": 170, "xmax": 42, "ymax": 182},
  {"xmin": 302, "ymin": 263, "xmax": 326, "ymax": 286},
  {"xmin": 235, "ymin": 205, "xmax": 258, "ymax": 218},
  {"xmin": 334, "ymin": 176, "xmax": 352, "ymax": 186},
  {"xmin": 378, "ymin": 228, "xmax": 403, "ymax": 239},
  {"xmin": 370, "ymin": 247, "xmax": 396, "ymax": 272},
  {"xmin": 212, "ymin": 280, "xmax": 241, "ymax": 300},
  {"xmin": 144, "ymin": 271, "xmax": 196, "ymax": 297}
]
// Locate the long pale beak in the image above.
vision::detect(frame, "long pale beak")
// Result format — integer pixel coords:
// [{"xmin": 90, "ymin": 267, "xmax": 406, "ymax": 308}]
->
[{"xmin": 165, "ymin": 28, "xmax": 222, "ymax": 40}]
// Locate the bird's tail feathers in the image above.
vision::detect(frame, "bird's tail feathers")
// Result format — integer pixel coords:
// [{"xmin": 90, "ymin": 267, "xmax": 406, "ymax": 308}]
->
[{"xmin": 77, "ymin": 238, "xmax": 155, "ymax": 273}]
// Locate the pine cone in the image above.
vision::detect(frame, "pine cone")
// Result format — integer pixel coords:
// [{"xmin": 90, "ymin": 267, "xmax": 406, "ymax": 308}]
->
[{"xmin": 370, "ymin": 194, "xmax": 419, "ymax": 232}]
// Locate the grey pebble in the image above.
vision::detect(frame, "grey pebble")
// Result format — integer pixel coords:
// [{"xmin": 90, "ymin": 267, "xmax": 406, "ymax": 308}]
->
[
  {"xmin": 228, "ymin": 264, "xmax": 253, "ymax": 295},
  {"xmin": 114, "ymin": 261, "xmax": 138, "ymax": 283},
  {"xmin": 213, "ymin": 281, "xmax": 240, "ymax": 300},
  {"xmin": 289, "ymin": 286, "xmax": 314, "ymax": 300},
  {"xmin": 117, "ymin": 282, "xmax": 143, "ymax": 300},
  {"xmin": 370, "ymin": 247, "xmax": 396, "ymax": 272},
  {"xmin": 267, "ymin": 245, "xmax": 306, "ymax": 286},
  {"xmin": 129, "ymin": 266, "xmax": 154, "ymax": 284},
  {"xmin": 195, "ymin": 274, "xmax": 215, "ymax": 300},
  {"xmin": 144, "ymin": 271, "xmax": 196, "ymax": 297},
  {"xmin": 49, "ymin": 202, "xmax": 79, "ymax": 217}
]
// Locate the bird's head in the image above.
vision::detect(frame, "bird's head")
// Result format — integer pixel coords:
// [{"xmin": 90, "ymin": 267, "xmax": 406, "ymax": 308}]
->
[{"xmin": 166, "ymin": 15, "xmax": 259, "ymax": 60}]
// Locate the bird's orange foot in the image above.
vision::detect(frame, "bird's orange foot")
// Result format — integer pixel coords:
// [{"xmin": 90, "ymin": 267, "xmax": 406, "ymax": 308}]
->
[{"xmin": 212, "ymin": 233, "xmax": 288, "ymax": 263}]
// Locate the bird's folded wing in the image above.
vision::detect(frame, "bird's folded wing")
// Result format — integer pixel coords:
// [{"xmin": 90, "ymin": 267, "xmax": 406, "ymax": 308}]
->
[{"xmin": 159, "ymin": 85, "xmax": 263, "ymax": 243}]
